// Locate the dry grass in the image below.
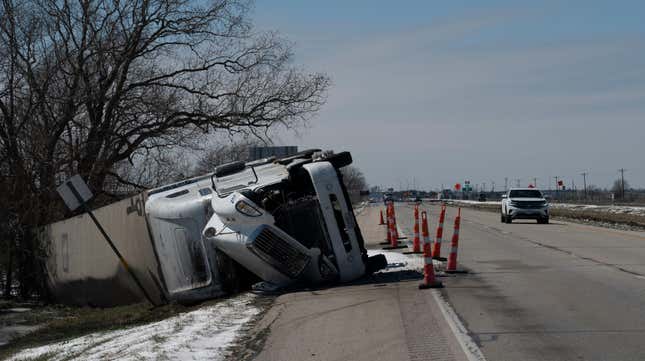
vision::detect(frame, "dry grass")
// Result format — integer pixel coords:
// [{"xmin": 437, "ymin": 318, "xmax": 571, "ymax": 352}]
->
[{"xmin": 550, "ymin": 208, "xmax": 645, "ymax": 229}]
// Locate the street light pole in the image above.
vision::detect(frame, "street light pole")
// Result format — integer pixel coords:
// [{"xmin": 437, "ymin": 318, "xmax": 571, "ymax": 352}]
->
[
  {"xmin": 581, "ymin": 172, "xmax": 587, "ymax": 201},
  {"xmin": 619, "ymin": 168, "xmax": 626, "ymax": 200}
]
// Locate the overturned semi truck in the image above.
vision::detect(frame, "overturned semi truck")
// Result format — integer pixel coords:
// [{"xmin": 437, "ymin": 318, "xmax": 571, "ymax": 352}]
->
[{"xmin": 42, "ymin": 149, "xmax": 386, "ymax": 306}]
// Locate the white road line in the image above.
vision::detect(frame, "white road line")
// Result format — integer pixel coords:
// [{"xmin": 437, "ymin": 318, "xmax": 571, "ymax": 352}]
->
[{"xmin": 431, "ymin": 290, "xmax": 487, "ymax": 361}]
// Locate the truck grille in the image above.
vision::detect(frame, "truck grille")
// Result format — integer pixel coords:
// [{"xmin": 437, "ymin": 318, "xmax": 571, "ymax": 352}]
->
[
  {"xmin": 514, "ymin": 201, "xmax": 545, "ymax": 208},
  {"xmin": 249, "ymin": 226, "xmax": 311, "ymax": 279}
]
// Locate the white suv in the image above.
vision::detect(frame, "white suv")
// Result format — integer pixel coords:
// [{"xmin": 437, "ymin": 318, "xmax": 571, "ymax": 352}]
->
[{"xmin": 501, "ymin": 188, "xmax": 549, "ymax": 224}]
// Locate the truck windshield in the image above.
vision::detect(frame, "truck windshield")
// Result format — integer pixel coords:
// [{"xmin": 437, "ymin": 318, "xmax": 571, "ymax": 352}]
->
[{"xmin": 509, "ymin": 190, "xmax": 543, "ymax": 198}]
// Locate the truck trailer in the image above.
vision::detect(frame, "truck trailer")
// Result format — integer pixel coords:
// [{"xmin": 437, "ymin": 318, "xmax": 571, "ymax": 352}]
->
[{"xmin": 42, "ymin": 149, "xmax": 385, "ymax": 306}]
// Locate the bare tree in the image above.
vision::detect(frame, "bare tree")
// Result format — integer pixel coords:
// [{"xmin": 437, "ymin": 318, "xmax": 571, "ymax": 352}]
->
[
  {"xmin": 193, "ymin": 139, "xmax": 262, "ymax": 176},
  {"xmin": 0, "ymin": 0, "xmax": 329, "ymax": 298},
  {"xmin": 341, "ymin": 166, "xmax": 368, "ymax": 193}
]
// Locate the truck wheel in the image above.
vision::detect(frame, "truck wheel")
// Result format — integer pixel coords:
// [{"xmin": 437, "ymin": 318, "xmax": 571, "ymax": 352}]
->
[
  {"xmin": 505, "ymin": 216, "xmax": 512, "ymax": 224},
  {"xmin": 324, "ymin": 151, "xmax": 353, "ymax": 168},
  {"xmin": 538, "ymin": 217, "xmax": 549, "ymax": 224},
  {"xmin": 501, "ymin": 213, "xmax": 505, "ymax": 223}
]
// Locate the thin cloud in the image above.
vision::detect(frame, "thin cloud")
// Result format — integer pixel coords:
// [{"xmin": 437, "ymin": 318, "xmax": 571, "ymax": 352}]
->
[{"xmin": 257, "ymin": 5, "xmax": 645, "ymax": 189}]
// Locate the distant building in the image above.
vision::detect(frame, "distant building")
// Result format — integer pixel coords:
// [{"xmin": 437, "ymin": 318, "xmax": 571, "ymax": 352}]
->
[{"xmin": 248, "ymin": 146, "xmax": 298, "ymax": 161}]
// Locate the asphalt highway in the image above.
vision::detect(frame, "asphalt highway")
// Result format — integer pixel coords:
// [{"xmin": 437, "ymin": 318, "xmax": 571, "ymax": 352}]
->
[{"xmin": 395, "ymin": 202, "xmax": 645, "ymax": 361}]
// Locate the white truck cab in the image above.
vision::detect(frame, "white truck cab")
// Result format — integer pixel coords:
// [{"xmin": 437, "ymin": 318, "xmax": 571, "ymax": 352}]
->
[
  {"xmin": 146, "ymin": 149, "xmax": 386, "ymax": 301},
  {"xmin": 501, "ymin": 188, "xmax": 549, "ymax": 224}
]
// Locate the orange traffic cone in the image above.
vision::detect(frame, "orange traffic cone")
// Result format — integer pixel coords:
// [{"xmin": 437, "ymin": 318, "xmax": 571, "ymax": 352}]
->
[
  {"xmin": 379, "ymin": 209, "xmax": 385, "ymax": 225},
  {"xmin": 419, "ymin": 217, "xmax": 443, "ymax": 289},
  {"xmin": 432, "ymin": 203, "xmax": 447, "ymax": 261},
  {"xmin": 384, "ymin": 201, "xmax": 407, "ymax": 250},
  {"xmin": 405, "ymin": 205, "xmax": 423, "ymax": 254},
  {"xmin": 380, "ymin": 203, "xmax": 392, "ymax": 245},
  {"xmin": 391, "ymin": 203, "xmax": 401, "ymax": 240},
  {"xmin": 421, "ymin": 211, "xmax": 431, "ymax": 245},
  {"xmin": 446, "ymin": 208, "xmax": 468, "ymax": 274}
]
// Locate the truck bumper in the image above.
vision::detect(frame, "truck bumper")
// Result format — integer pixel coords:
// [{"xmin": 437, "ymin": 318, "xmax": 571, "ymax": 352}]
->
[{"xmin": 508, "ymin": 208, "xmax": 549, "ymax": 219}]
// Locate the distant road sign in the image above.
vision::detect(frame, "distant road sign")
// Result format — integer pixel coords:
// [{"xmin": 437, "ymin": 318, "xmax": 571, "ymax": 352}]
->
[
  {"xmin": 56, "ymin": 174, "xmax": 93, "ymax": 211},
  {"xmin": 455, "ymin": 183, "xmax": 462, "ymax": 191},
  {"xmin": 463, "ymin": 180, "xmax": 472, "ymax": 192}
]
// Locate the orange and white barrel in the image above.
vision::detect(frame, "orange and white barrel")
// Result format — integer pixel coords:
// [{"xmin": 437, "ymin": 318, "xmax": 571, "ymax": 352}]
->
[
  {"xmin": 432, "ymin": 203, "xmax": 446, "ymax": 259},
  {"xmin": 446, "ymin": 208, "xmax": 462, "ymax": 272}
]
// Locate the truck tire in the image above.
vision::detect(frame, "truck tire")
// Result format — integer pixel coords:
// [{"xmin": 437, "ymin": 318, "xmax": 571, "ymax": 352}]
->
[
  {"xmin": 501, "ymin": 213, "xmax": 505, "ymax": 223},
  {"xmin": 505, "ymin": 215, "xmax": 512, "ymax": 224},
  {"xmin": 324, "ymin": 151, "xmax": 353, "ymax": 169}
]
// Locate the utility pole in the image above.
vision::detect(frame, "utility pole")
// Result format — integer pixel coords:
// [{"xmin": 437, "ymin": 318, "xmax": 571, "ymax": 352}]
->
[
  {"xmin": 483, "ymin": 182, "xmax": 486, "ymax": 192},
  {"xmin": 491, "ymin": 181, "xmax": 495, "ymax": 193},
  {"xmin": 504, "ymin": 177, "xmax": 508, "ymax": 192},
  {"xmin": 533, "ymin": 177, "xmax": 538, "ymax": 188},
  {"xmin": 619, "ymin": 168, "xmax": 626, "ymax": 200},
  {"xmin": 581, "ymin": 172, "xmax": 587, "ymax": 200},
  {"xmin": 515, "ymin": 178, "xmax": 521, "ymax": 188}
]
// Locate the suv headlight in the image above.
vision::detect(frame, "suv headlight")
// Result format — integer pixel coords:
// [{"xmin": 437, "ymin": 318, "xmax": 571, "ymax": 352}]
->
[{"xmin": 235, "ymin": 200, "xmax": 262, "ymax": 217}]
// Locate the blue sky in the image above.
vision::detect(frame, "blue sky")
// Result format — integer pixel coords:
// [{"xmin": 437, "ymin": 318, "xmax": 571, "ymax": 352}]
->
[{"xmin": 252, "ymin": 1, "xmax": 645, "ymax": 191}]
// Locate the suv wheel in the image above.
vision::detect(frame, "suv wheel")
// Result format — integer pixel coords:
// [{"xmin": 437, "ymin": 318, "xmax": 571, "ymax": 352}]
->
[
  {"xmin": 505, "ymin": 215, "xmax": 512, "ymax": 224},
  {"xmin": 501, "ymin": 213, "xmax": 505, "ymax": 223}
]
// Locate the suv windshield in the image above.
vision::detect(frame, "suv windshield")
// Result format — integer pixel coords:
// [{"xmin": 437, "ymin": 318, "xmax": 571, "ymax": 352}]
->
[{"xmin": 509, "ymin": 189, "xmax": 543, "ymax": 198}]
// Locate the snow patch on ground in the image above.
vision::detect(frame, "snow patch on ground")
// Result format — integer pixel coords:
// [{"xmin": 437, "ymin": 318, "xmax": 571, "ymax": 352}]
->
[
  {"xmin": 550, "ymin": 203, "xmax": 645, "ymax": 216},
  {"xmin": 8, "ymin": 293, "xmax": 260, "ymax": 361}
]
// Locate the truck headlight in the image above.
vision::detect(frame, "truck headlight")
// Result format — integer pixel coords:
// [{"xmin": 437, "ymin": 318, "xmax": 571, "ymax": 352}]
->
[{"xmin": 235, "ymin": 200, "xmax": 262, "ymax": 217}]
